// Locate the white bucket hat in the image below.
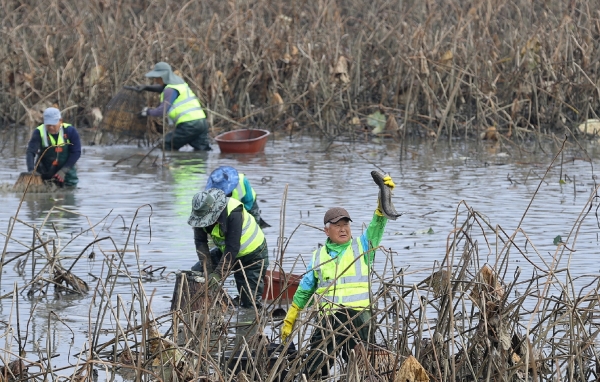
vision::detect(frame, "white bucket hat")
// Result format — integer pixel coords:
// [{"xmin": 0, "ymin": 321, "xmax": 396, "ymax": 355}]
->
[{"xmin": 144, "ymin": 62, "xmax": 184, "ymax": 85}]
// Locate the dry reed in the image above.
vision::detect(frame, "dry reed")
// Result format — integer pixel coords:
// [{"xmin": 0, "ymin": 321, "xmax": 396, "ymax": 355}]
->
[
  {"xmin": 2, "ymin": 169, "xmax": 600, "ymax": 381},
  {"xmin": 0, "ymin": 0, "xmax": 598, "ymax": 144}
]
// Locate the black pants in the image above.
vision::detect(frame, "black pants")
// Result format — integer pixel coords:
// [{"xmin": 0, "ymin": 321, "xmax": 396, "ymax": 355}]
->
[
  {"xmin": 248, "ymin": 199, "xmax": 261, "ymax": 224},
  {"xmin": 208, "ymin": 241, "xmax": 269, "ymax": 308},
  {"xmin": 164, "ymin": 118, "xmax": 211, "ymax": 151},
  {"xmin": 304, "ymin": 308, "xmax": 373, "ymax": 378}
]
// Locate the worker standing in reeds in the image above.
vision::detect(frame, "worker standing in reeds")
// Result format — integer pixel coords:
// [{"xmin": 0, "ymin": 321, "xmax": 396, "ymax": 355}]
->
[
  {"xmin": 188, "ymin": 188, "xmax": 269, "ymax": 309},
  {"xmin": 281, "ymin": 174, "xmax": 396, "ymax": 378},
  {"xmin": 127, "ymin": 62, "xmax": 211, "ymax": 151},
  {"xmin": 25, "ymin": 107, "xmax": 81, "ymax": 187},
  {"xmin": 205, "ymin": 166, "xmax": 269, "ymax": 228}
]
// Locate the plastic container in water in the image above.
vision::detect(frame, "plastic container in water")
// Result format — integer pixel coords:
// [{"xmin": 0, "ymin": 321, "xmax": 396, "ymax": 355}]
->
[
  {"xmin": 214, "ymin": 129, "xmax": 270, "ymax": 154},
  {"xmin": 263, "ymin": 270, "xmax": 301, "ymax": 301}
]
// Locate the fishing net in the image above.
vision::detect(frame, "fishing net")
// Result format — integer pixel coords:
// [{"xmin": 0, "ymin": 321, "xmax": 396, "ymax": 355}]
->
[{"xmin": 99, "ymin": 88, "xmax": 154, "ymax": 139}]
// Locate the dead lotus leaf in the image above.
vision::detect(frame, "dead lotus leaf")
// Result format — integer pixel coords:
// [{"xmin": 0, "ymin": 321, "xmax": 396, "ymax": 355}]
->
[
  {"xmin": 90, "ymin": 107, "xmax": 103, "ymax": 127},
  {"xmin": 520, "ymin": 37, "xmax": 541, "ymax": 56},
  {"xmin": 577, "ymin": 119, "xmax": 600, "ymax": 135},
  {"xmin": 395, "ymin": 355, "xmax": 428, "ymax": 382},
  {"xmin": 333, "ymin": 56, "xmax": 350, "ymax": 84},
  {"xmin": 385, "ymin": 115, "xmax": 400, "ymax": 131},
  {"xmin": 470, "ymin": 264, "xmax": 504, "ymax": 309},
  {"xmin": 418, "ymin": 50, "xmax": 429, "ymax": 77},
  {"xmin": 512, "ymin": 352, "xmax": 521, "ymax": 364},
  {"xmin": 0, "ymin": 359, "xmax": 28, "ymax": 380},
  {"xmin": 499, "ymin": 328, "xmax": 511, "ymax": 351},
  {"xmin": 23, "ymin": 72, "xmax": 34, "ymax": 86},
  {"xmin": 84, "ymin": 65, "xmax": 107, "ymax": 87},
  {"xmin": 148, "ymin": 324, "xmax": 163, "ymax": 354},
  {"xmin": 440, "ymin": 50, "xmax": 453, "ymax": 65},
  {"xmin": 215, "ymin": 70, "xmax": 230, "ymax": 93},
  {"xmin": 480, "ymin": 126, "xmax": 499, "ymax": 141},
  {"xmin": 63, "ymin": 59, "xmax": 75, "ymax": 80},
  {"xmin": 422, "ymin": 269, "xmax": 450, "ymax": 298},
  {"xmin": 272, "ymin": 92, "xmax": 284, "ymax": 114},
  {"xmin": 284, "ymin": 117, "xmax": 297, "ymax": 132}
]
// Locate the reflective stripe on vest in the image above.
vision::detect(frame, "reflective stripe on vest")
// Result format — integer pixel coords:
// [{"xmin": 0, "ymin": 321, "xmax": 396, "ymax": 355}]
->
[
  {"xmin": 231, "ymin": 173, "xmax": 256, "ymax": 206},
  {"xmin": 312, "ymin": 239, "xmax": 370, "ymax": 309},
  {"xmin": 37, "ymin": 124, "xmax": 70, "ymax": 147},
  {"xmin": 210, "ymin": 198, "xmax": 264, "ymax": 256},
  {"xmin": 160, "ymin": 83, "xmax": 206, "ymax": 125}
]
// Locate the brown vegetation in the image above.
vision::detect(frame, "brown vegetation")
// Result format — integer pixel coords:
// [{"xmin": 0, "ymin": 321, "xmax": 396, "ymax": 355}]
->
[
  {"xmin": 4, "ymin": 153, "xmax": 600, "ymax": 380},
  {"xmin": 1, "ymin": 0, "xmax": 599, "ymax": 142}
]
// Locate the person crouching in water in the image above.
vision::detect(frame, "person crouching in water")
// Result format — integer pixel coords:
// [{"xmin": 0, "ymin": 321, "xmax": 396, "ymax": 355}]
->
[
  {"xmin": 205, "ymin": 166, "xmax": 269, "ymax": 228},
  {"xmin": 188, "ymin": 188, "xmax": 269, "ymax": 309},
  {"xmin": 26, "ymin": 107, "xmax": 81, "ymax": 187}
]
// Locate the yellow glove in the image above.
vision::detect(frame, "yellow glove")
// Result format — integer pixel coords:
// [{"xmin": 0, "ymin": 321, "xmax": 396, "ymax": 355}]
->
[
  {"xmin": 383, "ymin": 175, "xmax": 395, "ymax": 189},
  {"xmin": 375, "ymin": 198, "xmax": 384, "ymax": 217},
  {"xmin": 281, "ymin": 302, "xmax": 301, "ymax": 343}
]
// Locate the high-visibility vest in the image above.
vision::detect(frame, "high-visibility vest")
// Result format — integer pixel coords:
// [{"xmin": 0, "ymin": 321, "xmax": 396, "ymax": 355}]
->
[
  {"xmin": 210, "ymin": 198, "xmax": 265, "ymax": 257},
  {"xmin": 36, "ymin": 123, "xmax": 72, "ymax": 167},
  {"xmin": 231, "ymin": 173, "xmax": 256, "ymax": 206},
  {"xmin": 312, "ymin": 239, "xmax": 371, "ymax": 310},
  {"xmin": 160, "ymin": 83, "xmax": 206, "ymax": 125}
]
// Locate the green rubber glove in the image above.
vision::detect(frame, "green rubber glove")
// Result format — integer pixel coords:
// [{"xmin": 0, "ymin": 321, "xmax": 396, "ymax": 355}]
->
[{"xmin": 281, "ymin": 302, "xmax": 301, "ymax": 343}]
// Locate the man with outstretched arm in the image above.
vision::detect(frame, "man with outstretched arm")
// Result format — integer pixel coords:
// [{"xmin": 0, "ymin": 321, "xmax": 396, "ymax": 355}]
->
[{"xmin": 281, "ymin": 174, "xmax": 396, "ymax": 379}]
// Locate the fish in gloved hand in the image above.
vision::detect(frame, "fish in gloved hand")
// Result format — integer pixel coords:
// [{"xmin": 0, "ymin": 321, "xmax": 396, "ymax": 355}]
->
[{"xmin": 371, "ymin": 170, "xmax": 402, "ymax": 220}]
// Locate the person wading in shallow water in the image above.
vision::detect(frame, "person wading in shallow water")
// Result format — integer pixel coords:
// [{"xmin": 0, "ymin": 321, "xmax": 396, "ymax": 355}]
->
[
  {"xmin": 280, "ymin": 174, "xmax": 396, "ymax": 379},
  {"xmin": 204, "ymin": 166, "xmax": 269, "ymax": 228},
  {"xmin": 188, "ymin": 188, "xmax": 269, "ymax": 309},
  {"xmin": 26, "ymin": 107, "xmax": 81, "ymax": 187},
  {"xmin": 126, "ymin": 62, "xmax": 211, "ymax": 151}
]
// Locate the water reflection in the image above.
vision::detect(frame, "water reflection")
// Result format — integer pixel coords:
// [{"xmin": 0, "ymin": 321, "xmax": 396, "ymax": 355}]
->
[
  {"xmin": 168, "ymin": 156, "xmax": 209, "ymax": 220},
  {"xmin": 23, "ymin": 191, "xmax": 80, "ymax": 229}
]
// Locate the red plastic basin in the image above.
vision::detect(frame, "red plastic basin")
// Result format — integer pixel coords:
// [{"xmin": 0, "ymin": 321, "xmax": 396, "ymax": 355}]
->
[
  {"xmin": 263, "ymin": 270, "xmax": 302, "ymax": 301},
  {"xmin": 214, "ymin": 129, "xmax": 270, "ymax": 154}
]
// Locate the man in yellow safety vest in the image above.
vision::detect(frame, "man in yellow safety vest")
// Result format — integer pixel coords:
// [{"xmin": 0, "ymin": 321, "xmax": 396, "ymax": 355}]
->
[
  {"xmin": 127, "ymin": 62, "xmax": 211, "ymax": 151},
  {"xmin": 25, "ymin": 107, "xmax": 81, "ymax": 187},
  {"xmin": 281, "ymin": 174, "xmax": 396, "ymax": 378},
  {"xmin": 188, "ymin": 188, "xmax": 269, "ymax": 309},
  {"xmin": 205, "ymin": 166, "xmax": 269, "ymax": 228}
]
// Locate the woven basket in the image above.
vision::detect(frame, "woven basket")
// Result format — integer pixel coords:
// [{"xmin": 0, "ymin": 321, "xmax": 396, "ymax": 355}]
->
[{"xmin": 100, "ymin": 88, "xmax": 149, "ymax": 138}]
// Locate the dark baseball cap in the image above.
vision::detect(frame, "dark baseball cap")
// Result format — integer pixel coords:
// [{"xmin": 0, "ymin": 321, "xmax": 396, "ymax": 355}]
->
[{"xmin": 324, "ymin": 207, "xmax": 352, "ymax": 224}]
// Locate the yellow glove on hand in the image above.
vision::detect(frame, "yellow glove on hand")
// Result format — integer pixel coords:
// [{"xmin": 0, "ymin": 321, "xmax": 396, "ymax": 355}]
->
[
  {"xmin": 281, "ymin": 302, "xmax": 301, "ymax": 343},
  {"xmin": 375, "ymin": 197, "xmax": 384, "ymax": 217},
  {"xmin": 383, "ymin": 175, "xmax": 395, "ymax": 189}
]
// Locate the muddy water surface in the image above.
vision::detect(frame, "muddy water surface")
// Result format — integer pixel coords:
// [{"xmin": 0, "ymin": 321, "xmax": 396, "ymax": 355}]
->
[{"xmin": 2, "ymin": 131, "xmax": 600, "ymax": 376}]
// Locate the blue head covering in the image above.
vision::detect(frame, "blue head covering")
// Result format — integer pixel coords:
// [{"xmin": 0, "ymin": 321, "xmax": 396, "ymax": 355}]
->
[{"xmin": 205, "ymin": 166, "xmax": 239, "ymax": 195}]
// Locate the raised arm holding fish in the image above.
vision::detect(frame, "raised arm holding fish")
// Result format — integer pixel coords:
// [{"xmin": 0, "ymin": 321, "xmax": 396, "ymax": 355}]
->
[{"xmin": 280, "ymin": 171, "xmax": 398, "ymax": 379}]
